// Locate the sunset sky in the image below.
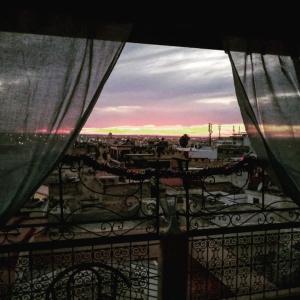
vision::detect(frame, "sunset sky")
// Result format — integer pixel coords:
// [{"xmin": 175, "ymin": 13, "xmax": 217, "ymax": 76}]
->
[{"xmin": 82, "ymin": 43, "xmax": 245, "ymax": 136}]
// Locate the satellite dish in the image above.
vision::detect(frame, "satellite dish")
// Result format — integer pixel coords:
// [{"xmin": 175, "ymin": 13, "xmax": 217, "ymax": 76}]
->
[{"xmin": 257, "ymin": 182, "xmax": 263, "ymax": 192}]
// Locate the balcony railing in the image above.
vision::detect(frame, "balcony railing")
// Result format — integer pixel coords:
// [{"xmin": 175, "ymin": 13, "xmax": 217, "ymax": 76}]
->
[
  {"xmin": 1, "ymin": 225, "xmax": 300, "ymax": 299},
  {"xmin": 189, "ymin": 224, "xmax": 300, "ymax": 299},
  {"xmin": 1, "ymin": 155, "xmax": 300, "ymax": 299},
  {"xmin": 0, "ymin": 236, "xmax": 160, "ymax": 299}
]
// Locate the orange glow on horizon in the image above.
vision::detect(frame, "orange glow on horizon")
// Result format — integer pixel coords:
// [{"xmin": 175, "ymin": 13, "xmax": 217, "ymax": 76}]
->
[
  {"xmin": 35, "ymin": 128, "xmax": 72, "ymax": 134},
  {"xmin": 80, "ymin": 124, "xmax": 246, "ymax": 137}
]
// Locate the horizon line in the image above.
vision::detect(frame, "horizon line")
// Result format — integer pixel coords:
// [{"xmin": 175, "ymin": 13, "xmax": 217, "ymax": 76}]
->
[{"xmin": 81, "ymin": 123, "xmax": 246, "ymax": 137}]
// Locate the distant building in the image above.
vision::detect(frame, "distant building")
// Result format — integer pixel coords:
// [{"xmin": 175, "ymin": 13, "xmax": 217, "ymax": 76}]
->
[
  {"xmin": 214, "ymin": 133, "xmax": 251, "ymax": 148},
  {"xmin": 110, "ymin": 145, "xmax": 133, "ymax": 161},
  {"xmin": 189, "ymin": 146, "xmax": 218, "ymax": 160}
]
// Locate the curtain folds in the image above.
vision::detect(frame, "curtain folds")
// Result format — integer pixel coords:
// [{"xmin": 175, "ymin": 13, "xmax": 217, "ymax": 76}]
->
[
  {"xmin": 227, "ymin": 39, "xmax": 300, "ymax": 205},
  {"xmin": 0, "ymin": 30, "xmax": 127, "ymax": 224}
]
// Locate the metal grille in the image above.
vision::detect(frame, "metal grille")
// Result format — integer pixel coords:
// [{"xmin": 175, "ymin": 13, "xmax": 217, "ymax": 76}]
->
[
  {"xmin": 189, "ymin": 227, "xmax": 300, "ymax": 299},
  {"xmin": 1, "ymin": 155, "xmax": 300, "ymax": 299},
  {"xmin": 0, "ymin": 239, "xmax": 160, "ymax": 300}
]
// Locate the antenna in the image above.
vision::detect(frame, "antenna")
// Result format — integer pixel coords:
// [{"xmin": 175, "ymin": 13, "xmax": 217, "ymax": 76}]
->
[{"xmin": 208, "ymin": 123, "xmax": 213, "ymax": 146}]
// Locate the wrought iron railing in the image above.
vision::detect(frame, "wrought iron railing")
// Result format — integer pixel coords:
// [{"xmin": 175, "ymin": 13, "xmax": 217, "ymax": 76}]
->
[
  {"xmin": 1, "ymin": 154, "xmax": 300, "ymax": 299},
  {"xmin": 189, "ymin": 224, "xmax": 300, "ymax": 299},
  {"xmin": 2, "ymin": 225, "xmax": 300, "ymax": 299},
  {"xmin": 0, "ymin": 236, "xmax": 160, "ymax": 299},
  {"xmin": 1, "ymin": 155, "xmax": 299, "ymax": 243}
]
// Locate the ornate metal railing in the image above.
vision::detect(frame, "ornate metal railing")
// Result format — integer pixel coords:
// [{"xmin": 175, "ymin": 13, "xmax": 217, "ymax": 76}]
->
[
  {"xmin": 1, "ymin": 154, "xmax": 299, "ymax": 244},
  {"xmin": 0, "ymin": 236, "xmax": 160, "ymax": 299},
  {"xmin": 2, "ymin": 224, "xmax": 300, "ymax": 299},
  {"xmin": 189, "ymin": 224, "xmax": 300, "ymax": 299},
  {"xmin": 1, "ymin": 154, "xmax": 300, "ymax": 299}
]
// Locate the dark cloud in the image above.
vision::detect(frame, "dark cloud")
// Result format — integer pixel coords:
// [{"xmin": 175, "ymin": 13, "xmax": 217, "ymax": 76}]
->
[
  {"xmin": 85, "ymin": 43, "xmax": 243, "ymax": 128},
  {"xmin": 103, "ymin": 44, "xmax": 234, "ymax": 96}
]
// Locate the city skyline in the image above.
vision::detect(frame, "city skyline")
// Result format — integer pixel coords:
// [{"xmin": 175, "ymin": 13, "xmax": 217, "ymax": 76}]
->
[{"xmin": 83, "ymin": 42, "xmax": 244, "ymax": 136}]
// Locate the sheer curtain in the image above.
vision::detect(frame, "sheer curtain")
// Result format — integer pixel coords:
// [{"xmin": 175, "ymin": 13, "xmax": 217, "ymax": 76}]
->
[
  {"xmin": 0, "ymin": 30, "xmax": 127, "ymax": 224},
  {"xmin": 227, "ymin": 39, "xmax": 300, "ymax": 204}
]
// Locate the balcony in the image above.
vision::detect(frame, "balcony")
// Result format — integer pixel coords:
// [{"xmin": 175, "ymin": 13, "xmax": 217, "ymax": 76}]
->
[{"xmin": 1, "ymin": 155, "xmax": 300, "ymax": 299}]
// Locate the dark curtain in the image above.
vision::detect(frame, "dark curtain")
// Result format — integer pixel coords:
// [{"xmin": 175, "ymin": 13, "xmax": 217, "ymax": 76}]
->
[
  {"xmin": 0, "ymin": 30, "xmax": 127, "ymax": 224},
  {"xmin": 227, "ymin": 39, "xmax": 300, "ymax": 205}
]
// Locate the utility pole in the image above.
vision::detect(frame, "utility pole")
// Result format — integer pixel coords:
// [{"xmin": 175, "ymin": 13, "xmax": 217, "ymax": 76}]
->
[
  {"xmin": 233, "ymin": 125, "xmax": 235, "ymax": 135},
  {"xmin": 218, "ymin": 124, "xmax": 221, "ymax": 139},
  {"xmin": 208, "ymin": 123, "xmax": 213, "ymax": 146}
]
